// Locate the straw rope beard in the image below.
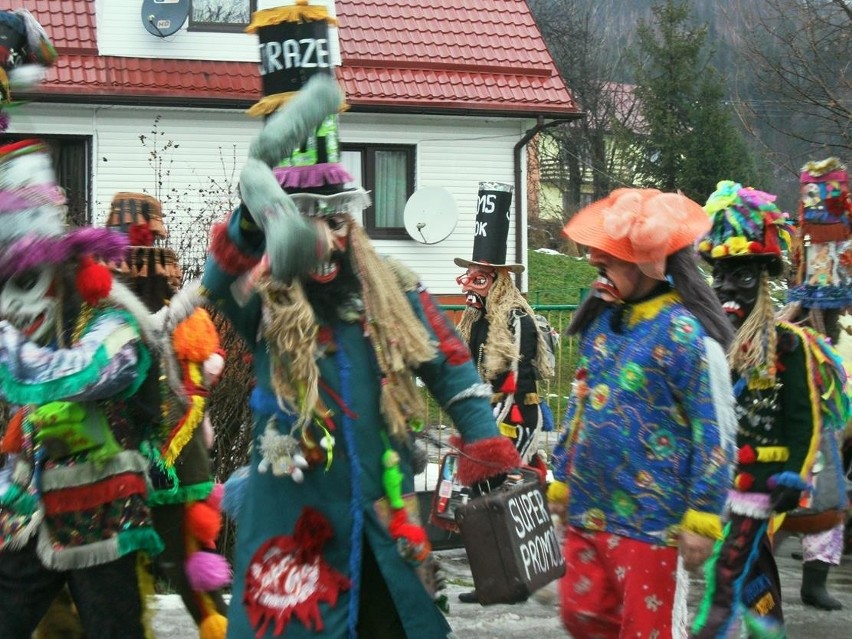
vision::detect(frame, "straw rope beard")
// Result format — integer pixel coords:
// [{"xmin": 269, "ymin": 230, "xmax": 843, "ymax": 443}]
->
[
  {"xmin": 257, "ymin": 214, "xmax": 436, "ymax": 436},
  {"xmin": 726, "ymin": 273, "xmax": 778, "ymax": 380}
]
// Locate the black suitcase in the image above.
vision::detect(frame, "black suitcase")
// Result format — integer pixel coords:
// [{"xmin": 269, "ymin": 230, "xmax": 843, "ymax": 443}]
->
[{"xmin": 454, "ymin": 476, "xmax": 565, "ymax": 605}]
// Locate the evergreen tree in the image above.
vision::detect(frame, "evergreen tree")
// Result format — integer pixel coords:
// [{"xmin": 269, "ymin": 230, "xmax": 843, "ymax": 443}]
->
[
  {"xmin": 680, "ymin": 76, "xmax": 760, "ymax": 202},
  {"xmin": 626, "ymin": 0, "xmax": 758, "ymax": 200}
]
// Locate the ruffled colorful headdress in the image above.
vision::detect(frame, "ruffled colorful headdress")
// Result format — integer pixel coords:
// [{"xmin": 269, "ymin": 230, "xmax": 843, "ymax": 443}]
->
[
  {"xmin": 564, "ymin": 188, "xmax": 711, "ymax": 280},
  {"xmin": 0, "ymin": 140, "xmax": 126, "ymax": 303},
  {"xmin": 787, "ymin": 158, "xmax": 852, "ymax": 309},
  {"xmin": 0, "ymin": 8, "xmax": 57, "ymax": 132},
  {"xmin": 698, "ymin": 180, "xmax": 794, "ymax": 275}
]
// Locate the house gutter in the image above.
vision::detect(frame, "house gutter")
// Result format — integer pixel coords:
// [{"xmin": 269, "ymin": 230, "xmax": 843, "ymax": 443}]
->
[{"xmin": 513, "ymin": 115, "xmax": 578, "ymax": 287}]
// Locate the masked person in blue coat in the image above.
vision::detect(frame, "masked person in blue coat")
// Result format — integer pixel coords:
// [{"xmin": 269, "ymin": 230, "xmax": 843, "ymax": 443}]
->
[{"xmin": 202, "ymin": 12, "xmax": 521, "ymax": 636}]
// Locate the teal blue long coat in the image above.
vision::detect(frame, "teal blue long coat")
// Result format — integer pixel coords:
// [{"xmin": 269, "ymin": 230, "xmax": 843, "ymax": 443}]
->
[{"xmin": 202, "ymin": 211, "xmax": 515, "ymax": 639}]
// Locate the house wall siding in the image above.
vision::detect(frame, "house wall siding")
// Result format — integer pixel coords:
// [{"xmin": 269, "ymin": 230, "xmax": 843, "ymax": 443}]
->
[
  {"xmin": 8, "ymin": 104, "xmax": 530, "ymax": 295},
  {"xmin": 97, "ymin": 0, "xmax": 341, "ymax": 64}
]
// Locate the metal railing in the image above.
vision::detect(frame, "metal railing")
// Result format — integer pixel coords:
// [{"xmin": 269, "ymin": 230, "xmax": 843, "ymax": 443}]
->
[{"xmin": 417, "ymin": 304, "xmax": 580, "ymax": 483}]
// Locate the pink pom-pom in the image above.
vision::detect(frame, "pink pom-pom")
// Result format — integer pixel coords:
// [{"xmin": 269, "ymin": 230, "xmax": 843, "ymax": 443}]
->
[
  {"xmin": 185, "ymin": 550, "xmax": 232, "ymax": 591},
  {"xmin": 207, "ymin": 483, "xmax": 224, "ymax": 511}
]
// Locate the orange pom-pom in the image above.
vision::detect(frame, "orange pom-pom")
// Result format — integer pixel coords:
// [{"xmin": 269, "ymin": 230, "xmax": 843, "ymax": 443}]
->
[
  {"xmin": 75, "ymin": 255, "xmax": 112, "ymax": 305},
  {"xmin": 186, "ymin": 500, "xmax": 222, "ymax": 546},
  {"xmin": 173, "ymin": 308, "xmax": 220, "ymax": 362}
]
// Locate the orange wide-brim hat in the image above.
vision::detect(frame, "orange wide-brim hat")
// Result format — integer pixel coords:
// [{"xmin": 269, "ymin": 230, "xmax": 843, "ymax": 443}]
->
[{"xmin": 563, "ymin": 188, "xmax": 711, "ymax": 279}]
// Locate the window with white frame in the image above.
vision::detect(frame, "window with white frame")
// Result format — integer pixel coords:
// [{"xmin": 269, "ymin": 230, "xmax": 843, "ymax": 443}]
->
[{"xmin": 188, "ymin": 0, "xmax": 256, "ymax": 32}]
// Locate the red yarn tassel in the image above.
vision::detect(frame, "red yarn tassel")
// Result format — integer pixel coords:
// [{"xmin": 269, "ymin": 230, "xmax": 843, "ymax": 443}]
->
[
  {"xmin": 500, "ymin": 371, "xmax": 517, "ymax": 393},
  {"xmin": 186, "ymin": 501, "xmax": 223, "ymax": 547},
  {"xmin": 509, "ymin": 404, "xmax": 523, "ymax": 423},
  {"xmin": 389, "ymin": 509, "xmax": 430, "ymax": 563}
]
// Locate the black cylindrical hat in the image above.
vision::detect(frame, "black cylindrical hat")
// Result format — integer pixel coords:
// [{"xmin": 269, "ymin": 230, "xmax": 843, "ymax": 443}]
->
[
  {"xmin": 454, "ymin": 182, "xmax": 523, "ymax": 273},
  {"xmin": 246, "ymin": 1, "xmax": 338, "ymax": 118}
]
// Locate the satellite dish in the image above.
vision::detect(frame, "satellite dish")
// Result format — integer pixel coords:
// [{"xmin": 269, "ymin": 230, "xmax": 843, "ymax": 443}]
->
[
  {"xmin": 141, "ymin": 0, "xmax": 189, "ymax": 38},
  {"xmin": 403, "ymin": 186, "xmax": 459, "ymax": 244}
]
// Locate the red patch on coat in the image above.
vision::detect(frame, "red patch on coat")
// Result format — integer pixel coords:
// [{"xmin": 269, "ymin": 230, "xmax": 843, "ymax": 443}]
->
[
  {"xmin": 418, "ymin": 290, "xmax": 470, "ymax": 365},
  {"xmin": 244, "ymin": 508, "xmax": 350, "ymax": 637}
]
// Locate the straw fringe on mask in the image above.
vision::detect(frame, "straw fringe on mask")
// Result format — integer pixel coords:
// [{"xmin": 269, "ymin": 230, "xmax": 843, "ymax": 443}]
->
[
  {"xmin": 728, "ymin": 274, "xmax": 778, "ymax": 382},
  {"xmin": 457, "ymin": 271, "xmax": 553, "ymax": 381},
  {"xmin": 256, "ymin": 217, "xmax": 436, "ymax": 437}
]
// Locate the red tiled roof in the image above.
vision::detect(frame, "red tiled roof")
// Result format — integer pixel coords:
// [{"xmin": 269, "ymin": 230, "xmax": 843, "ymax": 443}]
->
[
  {"xmin": 336, "ymin": 0, "xmax": 576, "ymax": 115},
  {"xmin": 11, "ymin": 0, "xmax": 578, "ymax": 117}
]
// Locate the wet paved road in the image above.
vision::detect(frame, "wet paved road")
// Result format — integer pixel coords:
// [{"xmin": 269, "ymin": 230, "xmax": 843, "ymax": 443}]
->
[{"xmin": 152, "ymin": 536, "xmax": 852, "ymax": 638}]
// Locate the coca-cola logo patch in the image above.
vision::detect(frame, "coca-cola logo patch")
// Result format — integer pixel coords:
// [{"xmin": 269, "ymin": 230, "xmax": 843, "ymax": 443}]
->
[{"xmin": 244, "ymin": 508, "xmax": 349, "ymax": 637}]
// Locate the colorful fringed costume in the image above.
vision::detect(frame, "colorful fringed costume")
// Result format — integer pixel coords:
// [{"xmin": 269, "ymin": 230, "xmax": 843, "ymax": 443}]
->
[
  {"xmin": 200, "ymin": 23, "xmax": 520, "ymax": 638},
  {"xmin": 779, "ymin": 157, "xmax": 852, "ymax": 612},
  {"xmin": 690, "ymin": 181, "xmax": 828, "ymax": 638},
  {"xmin": 149, "ymin": 301, "xmax": 231, "ymax": 639},
  {"xmin": 552, "ymin": 290, "xmax": 735, "ymax": 637},
  {"xmin": 0, "ymin": 140, "xmax": 163, "ymax": 638},
  {"xmin": 99, "ymin": 190, "xmax": 231, "ymax": 638},
  {"xmin": 204, "ymin": 210, "xmax": 519, "ymax": 639},
  {"xmin": 550, "ymin": 188, "xmax": 737, "ymax": 638}
]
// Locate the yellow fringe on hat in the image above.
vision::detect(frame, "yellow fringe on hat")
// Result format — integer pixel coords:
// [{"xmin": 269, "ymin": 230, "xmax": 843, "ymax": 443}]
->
[
  {"xmin": 247, "ymin": 92, "xmax": 297, "ymax": 117},
  {"xmin": 247, "ymin": 92, "xmax": 350, "ymax": 117},
  {"xmin": 246, "ymin": 1, "xmax": 338, "ymax": 33}
]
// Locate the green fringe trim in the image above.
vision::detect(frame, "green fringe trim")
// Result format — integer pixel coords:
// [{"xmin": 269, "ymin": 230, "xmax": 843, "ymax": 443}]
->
[
  {"xmin": 691, "ymin": 521, "xmax": 729, "ymax": 632},
  {"xmin": 0, "ymin": 484, "xmax": 37, "ymax": 515},
  {"xmin": 0, "ymin": 309, "xmax": 151, "ymax": 405},
  {"xmin": 148, "ymin": 481, "xmax": 214, "ymax": 507},
  {"xmin": 117, "ymin": 526, "xmax": 164, "ymax": 558}
]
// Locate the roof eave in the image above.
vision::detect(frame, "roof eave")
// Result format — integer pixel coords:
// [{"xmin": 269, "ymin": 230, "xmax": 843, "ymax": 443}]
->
[
  {"xmin": 18, "ymin": 90, "xmax": 584, "ymax": 120},
  {"xmin": 346, "ymin": 101, "xmax": 583, "ymax": 120}
]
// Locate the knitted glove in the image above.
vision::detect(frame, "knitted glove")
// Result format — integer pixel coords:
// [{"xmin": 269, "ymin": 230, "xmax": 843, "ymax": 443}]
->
[{"xmin": 770, "ymin": 485, "xmax": 803, "ymax": 513}]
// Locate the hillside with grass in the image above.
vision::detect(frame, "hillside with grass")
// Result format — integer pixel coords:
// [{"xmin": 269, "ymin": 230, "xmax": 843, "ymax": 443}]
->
[
  {"xmin": 524, "ymin": 249, "xmax": 596, "ymax": 430},
  {"xmin": 527, "ymin": 248, "xmax": 596, "ymax": 306}
]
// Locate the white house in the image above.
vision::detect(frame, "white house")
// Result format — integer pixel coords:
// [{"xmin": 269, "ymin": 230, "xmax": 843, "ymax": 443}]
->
[{"xmin": 9, "ymin": 0, "xmax": 578, "ymax": 295}]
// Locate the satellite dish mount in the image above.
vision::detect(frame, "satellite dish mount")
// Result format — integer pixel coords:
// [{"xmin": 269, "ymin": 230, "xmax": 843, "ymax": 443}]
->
[
  {"xmin": 403, "ymin": 186, "xmax": 459, "ymax": 245},
  {"xmin": 141, "ymin": 0, "xmax": 189, "ymax": 38}
]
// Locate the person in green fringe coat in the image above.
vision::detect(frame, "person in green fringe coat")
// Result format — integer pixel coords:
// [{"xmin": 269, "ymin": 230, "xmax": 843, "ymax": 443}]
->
[{"xmin": 0, "ymin": 140, "xmax": 163, "ymax": 638}]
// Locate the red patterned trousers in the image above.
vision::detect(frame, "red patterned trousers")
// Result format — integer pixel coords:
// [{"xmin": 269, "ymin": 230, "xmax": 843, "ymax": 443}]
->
[{"xmin": 559, "ymin": 526, "xmax": 684, "ymax": 639}]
